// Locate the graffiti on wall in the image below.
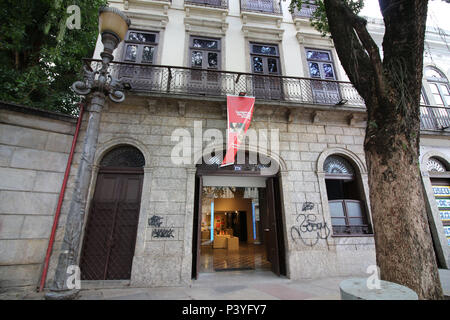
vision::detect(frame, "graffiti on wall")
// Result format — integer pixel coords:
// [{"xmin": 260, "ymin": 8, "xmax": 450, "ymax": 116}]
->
[
  {"xmin": 149, "ymin": 215, "xmax": 175, "ymax": 238},
  {"xmin": 302, "ymin": 201, "xmax": 315, "ymax": 212},
  {"xmin": 291, "ymin": 202, "xmax": 330, "ymax": 246},
  {"xmin": 152, "ymin": 228, "xmax": 175, "ymax": 238},
  {"xmin": 149, "ymin": 215, "xmax": 163, "ymax": 227}
]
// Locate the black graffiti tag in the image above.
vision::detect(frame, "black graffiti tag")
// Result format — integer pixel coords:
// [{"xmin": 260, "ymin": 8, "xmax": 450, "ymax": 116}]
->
[
  {"xmin": 302, "ymin": 202, "xmax": 315, "ymax": 212},
  {"xmin": 152, "ymin": 228, "xmax": 175, "ymax": 238},
  {"xmin": 149, "ymin": 215, "xmax": 163, "ymax": 227},
  {"xmin": 291, "ymin": 214, "xmax": 330, "ymax": 247}
]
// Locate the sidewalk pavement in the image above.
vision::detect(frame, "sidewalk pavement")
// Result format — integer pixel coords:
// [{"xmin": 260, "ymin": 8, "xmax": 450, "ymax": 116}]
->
[
  {"xmin": 2, "ymin": 269, "xmax": 449, "ymax": 300},
  {"xmin": 77, "ymin": 270, "xmax": 347, "ymax": 300}
]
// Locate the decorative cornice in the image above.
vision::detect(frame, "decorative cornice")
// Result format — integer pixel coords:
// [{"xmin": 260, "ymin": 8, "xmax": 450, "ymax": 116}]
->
[
  {"xmin": 242, "ymin": 25, "xmax": 284, "ymax": 42},
  {"xmin": 296, "ymin": 31, "xmax": 333, "ymax": 47},
  {"xmin": 126, "ymin": 11, "xmax": 169, "ymax": 29},
  {"xmin": 184, "ymin": 4, "xmax": 228, "ymax": 23},
  {"xmin": 241, "ymin": 12, "xmax": 282, "ymax": 28},
  {"xmin": 124, "ymin": 0, "xmax": 171, "ymax": 14},
  {"xmin": 147, "ymin": 99, "xmax": 157, "ymax": 114},
  {"xmin": 184, "ymin": 17, "xmax": 228, "ymax": 35},
  {"xmin": 178, "ymin": 101, "xmax": 186, "ymax": 116}
]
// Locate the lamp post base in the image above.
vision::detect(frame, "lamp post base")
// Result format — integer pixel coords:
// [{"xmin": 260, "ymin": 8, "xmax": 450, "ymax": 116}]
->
[{"xmin": 44, "ymin": 289, "xmax": 80, "ymax": 300}]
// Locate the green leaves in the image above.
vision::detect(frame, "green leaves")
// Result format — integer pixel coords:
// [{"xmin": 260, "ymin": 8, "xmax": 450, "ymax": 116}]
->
[
  {"xmin": 289, "ymin": 0, "xmax": 365, "ymax": 37},
  {"xmin": 0, "ymin": 0, "xmax": 107, "ymax": 114}
]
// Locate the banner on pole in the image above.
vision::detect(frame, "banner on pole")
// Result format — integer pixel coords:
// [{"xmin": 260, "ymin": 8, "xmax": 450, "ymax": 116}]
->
[{"xmin": 221, "ymin": 95, "xmax": 255, "ymax": 167}]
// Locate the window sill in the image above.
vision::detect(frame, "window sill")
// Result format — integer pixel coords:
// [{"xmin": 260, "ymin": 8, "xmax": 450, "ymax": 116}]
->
[{"xmin": 331, "ymin": 234, "xmax": 374, "ymax": 238}]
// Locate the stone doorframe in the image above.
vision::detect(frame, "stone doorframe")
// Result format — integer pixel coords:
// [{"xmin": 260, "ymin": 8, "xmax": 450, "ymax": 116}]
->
[
  {"xmin": 420, "ymin": 150, "xmax": 450, "ymax": 268},
  {"xmin": 188, "ymin": 143, "xmax": 292, "ymax": 279},
  {"xmin": 82, "ymin": 137, "xmax": 152, "ymax": 285}
]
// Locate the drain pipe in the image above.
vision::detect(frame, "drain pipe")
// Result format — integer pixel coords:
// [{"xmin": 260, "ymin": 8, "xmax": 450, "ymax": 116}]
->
[{"xmin": 38, "ymin": 103, "xmax": 85, "ymax": 292}]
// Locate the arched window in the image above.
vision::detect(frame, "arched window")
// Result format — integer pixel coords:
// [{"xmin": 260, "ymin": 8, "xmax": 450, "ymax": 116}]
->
[
  {"xmin": 100, "ymin": 145, "xmax": 145, "ymax": 168},
  {"xmin": 324, "ymin": 155, "xmax": 372, "ymax": 235},
  {"xmin": 425, "ymin": 67, "xmax": 450, "ymax": 107},
  {"xmin": 427, "ymin": 157, "xmax": 447, "ymax": 173}
]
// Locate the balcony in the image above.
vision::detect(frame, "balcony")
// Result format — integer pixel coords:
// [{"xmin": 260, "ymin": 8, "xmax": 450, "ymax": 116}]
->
[
  {"xmin": 240, "ymin": 0, "xmax": 282, "ymax": 15},
  {"xmin": 83, "ymin": 59, "xmax": 450, "ymax": 131},
  {"xmin": 420, "ymin": 105, "xmax": 450, "ymax": 131},
  {"xmin": 292, "ymin": 2, "xmax": 317, "ymax": 18},
  {"xmin": 84, "ymin": 59, "xmax": 364, "ymax": 106},
  {"xmin": 185, "ymin": 0, "xmax": 228, "ymax": 9}
]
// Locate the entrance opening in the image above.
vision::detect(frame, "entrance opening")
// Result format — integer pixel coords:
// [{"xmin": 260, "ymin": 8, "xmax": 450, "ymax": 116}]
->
[
  {"xmin": 192, "ymin": 151, "xmax": 286, "ymax": 279},
  {"xmin": 79, "ymin": 146, "xmax": 144, "ymax": 280},
  {"xmin": 199, "ymin": 186, "xmax": 270, "ymax": 273}
]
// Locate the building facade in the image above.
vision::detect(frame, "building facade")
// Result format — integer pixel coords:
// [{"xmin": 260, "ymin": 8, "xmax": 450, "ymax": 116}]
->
[{"xmin": 0, "ymin": 0, "xmax": 449, "ymax": 290}]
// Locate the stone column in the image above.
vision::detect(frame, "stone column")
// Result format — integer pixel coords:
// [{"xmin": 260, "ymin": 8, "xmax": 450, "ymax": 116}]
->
[
  {"xmin": 50, "ymin": 92, "xmax": 105, "ymax": 293},
  {"xmin": 181, "ymin": 167, "xmax": 197, "ymax": 284}
]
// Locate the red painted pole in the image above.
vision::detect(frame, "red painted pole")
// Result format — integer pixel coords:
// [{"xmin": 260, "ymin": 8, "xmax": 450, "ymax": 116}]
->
[{"xmin": 38, "ymin": 103, "xmax": 85, "ymax": 292}]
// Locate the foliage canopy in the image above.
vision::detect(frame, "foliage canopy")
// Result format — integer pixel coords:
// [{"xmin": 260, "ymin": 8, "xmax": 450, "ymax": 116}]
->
[
  {"xmin": 0, "ymin": 0, "xmax": 107, "ymax": 114},
  {"xmin": 289, "ymin": 0, "xmax": 364, "ymax": 36}
]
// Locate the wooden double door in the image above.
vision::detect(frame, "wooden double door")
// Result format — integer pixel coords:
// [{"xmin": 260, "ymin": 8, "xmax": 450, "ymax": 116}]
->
[
  {"xmin": 80, "ymin": 169, "xmax": 143, "ymax": 280},
  {"xmin": 262, "ymin": 177, "xmax": 286, "ymax": 276}
]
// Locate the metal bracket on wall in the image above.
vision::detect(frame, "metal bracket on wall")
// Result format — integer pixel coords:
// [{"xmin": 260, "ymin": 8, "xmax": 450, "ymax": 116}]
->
[
  {"xmin": 178, "ymin": 101, "xmax": 186, "ymax": 116},
  {"xmin": 147, "ymin": 99, "xmax": 157, "ymax": 114},
  {"xmin": 311, "ymin": 111, "xmax": 320, "ymax": 123}
]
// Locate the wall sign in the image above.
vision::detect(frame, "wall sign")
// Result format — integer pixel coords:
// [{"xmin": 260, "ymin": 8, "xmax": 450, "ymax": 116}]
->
[
  {"xmin": 440, "ymin": 210, "xmax": 450, "ymax": 222},
  {"xmin": 433, "ymin": 185, "xmax": 450, "ymax": 197},
  {"xmin": 433, "ymin": 184, "xmax": 450, "ymax": 246},
  {"xmin": 436, "ymin": 198, "xmax": 450, "ymax": 209}
]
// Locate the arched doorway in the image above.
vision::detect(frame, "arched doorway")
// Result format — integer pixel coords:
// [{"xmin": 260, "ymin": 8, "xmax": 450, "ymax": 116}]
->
[
  {"xmin": 191, "ymin": 151, "xmax": 286, "ymax": 279},
  {"xmin": 426, "ymin": 156, "xmax": 450, "ymax": 268},
  {"xmin": 79, "ymin": 146, "xmax": 145, "ymax": 280}
]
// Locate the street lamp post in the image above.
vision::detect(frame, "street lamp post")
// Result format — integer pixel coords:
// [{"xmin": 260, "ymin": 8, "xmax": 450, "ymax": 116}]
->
[{"xmin": 46, "ymin": 7, "xmax": 130, "ymax": 299}]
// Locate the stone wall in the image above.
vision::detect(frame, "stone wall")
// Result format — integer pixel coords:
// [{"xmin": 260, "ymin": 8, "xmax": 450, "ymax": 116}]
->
[
  {"xmin": 0, "ymin": 103, "xmax": 76, "ymax": 288},
  {"xmin": 46, "ymin": 95, "xmax": 376, "ymax": 287}
]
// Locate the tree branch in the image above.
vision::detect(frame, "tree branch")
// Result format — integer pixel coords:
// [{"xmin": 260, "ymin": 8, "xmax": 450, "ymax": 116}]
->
[
  {"xmin": 324, "ymin": 0, "xmax": 385, "ymax": 102},
  {"xmin": 345, "ymin": 9, "xmax": 385, "ymax": 95},
  {"xmin": 379, "ymin": 0, "xmax": 428, "ymax": 108}
]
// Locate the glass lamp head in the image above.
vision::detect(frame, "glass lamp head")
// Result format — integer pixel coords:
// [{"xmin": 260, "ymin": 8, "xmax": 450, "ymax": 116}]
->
[{"xmin": 98, "ymin": 6, "xmax": 131, "ymax": 59}]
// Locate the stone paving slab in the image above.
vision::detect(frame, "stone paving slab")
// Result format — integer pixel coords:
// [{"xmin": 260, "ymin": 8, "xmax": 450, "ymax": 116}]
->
[
  {"xmin": 250, "ymin": 283, "xmax": 317, "ymax": 300},
  {"xmin": 438, "ymin": 269, "xmax": 450, "ymax": 298},
  {"xmin": 212, "ymin": 287, "xmax": 280, "ymax": 300},
  {"xmin": 74, "ymin": 271, "xmax": 348, "ymax": 300},
  {"xmin": 182, "ymin": 287, "xmax": 217, "ymax": 300},
  {"xmin": 1, "ymin": 269, "xmax": 449, "ymax": 300}
]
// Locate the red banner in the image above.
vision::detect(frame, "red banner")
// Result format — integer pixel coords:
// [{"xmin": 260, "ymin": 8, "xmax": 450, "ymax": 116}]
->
[{"xmin": 221, "ymin": 95, "xmax": 255, "ymax": 167}]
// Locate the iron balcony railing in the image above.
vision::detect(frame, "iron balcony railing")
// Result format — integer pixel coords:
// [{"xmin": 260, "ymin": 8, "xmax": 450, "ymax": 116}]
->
[
  {"xmin": 420, "ymin": 105, "xmax": 450, "ymax": 131},
  {"xmin": 82, "ymin": 59, "xmax": 450, "ymax": 131},
  {"xmin": 185, "ymin": 0, "xmax": 228, "ymax": 9},
  {"xmin": 83, "ymin": 59, "xmax": 365, "ymax": 106},
  {"xmin": 292, "ymin": 2, "xmax": 317, "ymax": 18},
  {"xmin": 240, "ymin": 0, "xmax": 282, "ymax": 15}
]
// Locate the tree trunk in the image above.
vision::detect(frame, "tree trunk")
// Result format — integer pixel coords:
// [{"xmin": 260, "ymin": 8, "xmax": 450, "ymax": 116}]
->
[
  {"xmin": 323, "ymin": 0, "xmax": 444, "ymax": 299},
  {"xmin": 364, "ymin": 100, "xmax": 443, "ymax": 299}
]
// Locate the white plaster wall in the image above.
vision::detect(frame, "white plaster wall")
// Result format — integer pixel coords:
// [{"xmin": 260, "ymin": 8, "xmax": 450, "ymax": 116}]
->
[{"xmin": 97, "ymin": 0, "xmax": 450, "ymax": 85}]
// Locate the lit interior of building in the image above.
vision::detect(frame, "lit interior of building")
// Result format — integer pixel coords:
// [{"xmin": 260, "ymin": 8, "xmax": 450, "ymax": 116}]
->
[{"xmin": 199, "ymin": 186, "xmax": 271, "ymax": 272}]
